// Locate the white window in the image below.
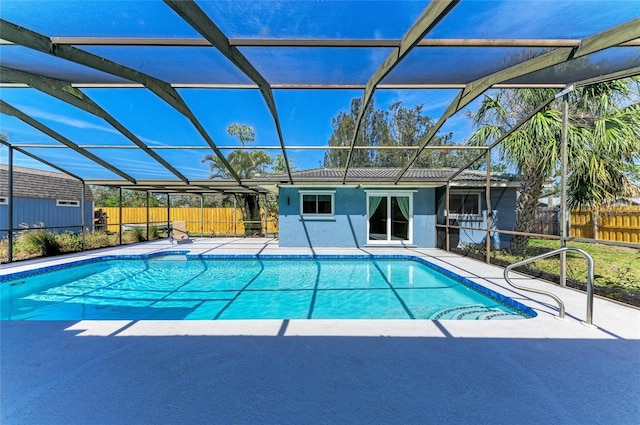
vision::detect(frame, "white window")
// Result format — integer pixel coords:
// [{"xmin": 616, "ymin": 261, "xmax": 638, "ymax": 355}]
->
[
  {"xmin": 56, "ymin": 200, "xmax": 80, "ymax": 207},
  {"xmin": 300, "ymin": 190, "xmax": 335, "ymax": 218},
  {"xmin": 447, "ymin": 192, "xmax": 482, "ymax": 218},
  {"xmin": 0, "ymin": 197, "xmax": 7, "ymax": 205}
]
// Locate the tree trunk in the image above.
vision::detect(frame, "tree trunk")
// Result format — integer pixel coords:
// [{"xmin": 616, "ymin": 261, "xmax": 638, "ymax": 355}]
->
[
  {"xmin": 240, "ymin": 194, "xmax": 261, "ymax": 236},
  {"xmin": 509, "ymin": 172, "xmax": 546, "ymax": 255}
]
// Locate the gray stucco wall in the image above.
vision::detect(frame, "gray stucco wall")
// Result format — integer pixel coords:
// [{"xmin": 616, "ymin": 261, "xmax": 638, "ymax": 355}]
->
[
  {"xmin": 0, "ymin": 198, "xmax": 94, "ymax": 237},
  {"xmin": 278, "ymin": 187, "xmax": 436, "ymax": 248},
  {"xmin": 435, "ymin": 187, "xmax": 517, "ymax": 249}
]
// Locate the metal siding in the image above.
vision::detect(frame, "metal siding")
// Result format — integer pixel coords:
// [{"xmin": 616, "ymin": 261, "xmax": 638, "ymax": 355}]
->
[
  {"xmin": 9, "ymin": 198, "xmax": 90, "ymax": 234},
  {"xmin": 0, "ymin": 204, "xmax": 7, "ymax": 235}
]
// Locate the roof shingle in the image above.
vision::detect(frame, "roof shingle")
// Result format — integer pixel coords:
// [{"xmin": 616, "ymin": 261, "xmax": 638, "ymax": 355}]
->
[
  {"xmin": 0, "ymin": 165, "xmax": 94, "ymax": 201},
  {"xmin": 256, "ymin": 168, "xmax": 518, "ymax": 184}
]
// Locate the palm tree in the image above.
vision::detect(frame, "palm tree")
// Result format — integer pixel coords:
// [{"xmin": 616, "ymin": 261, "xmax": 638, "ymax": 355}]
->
[
  {"xmin": 467, "ymin": 79, "xmax": 640, "ymax": 254},
  {"xmin": 202, "ymin": 124, "xmax": 273, "ymax": 235}
]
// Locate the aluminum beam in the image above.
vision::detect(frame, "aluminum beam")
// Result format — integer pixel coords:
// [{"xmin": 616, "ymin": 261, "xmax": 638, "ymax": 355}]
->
[
  {"xmin": 8, "ymin": 144, "xmax": 487, "ymax": 151},
  {"xmin": 164, "ymin": 0, "xmax": 293, "ymax": 183},
  {"xmin": 17, "ymin": 36, "xmax": 638, "ymax": 48},
  {"xmin": 394, "ymin": 16, "xmax": 640, "ymax": 183},
  {"xmin": 446, "ymin": 64, "xmax": 640, "ymax": 184},
  {"xmin": 342, "ymin": 0, "xmax": 459, "ymax": 183},
  {"xmin": 0, "ymin": 139, "xmax": 83, "ymax": 181},
  {"xmin": 0, "ymin": 67, "xmax": 191, "ymax": 184},
  {"xmin": 0, "ymin": 100, "xmax": 137, "ymax": 183},
  {"xmin": 0, "ymin": 19, "xmax": 242, "ymax": 184}
]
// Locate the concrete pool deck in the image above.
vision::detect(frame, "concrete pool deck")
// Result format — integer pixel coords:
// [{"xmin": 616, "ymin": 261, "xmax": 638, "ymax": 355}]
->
[{"xmin": 1, "ymin": 238, "xmax": 639, "ymax": 424}]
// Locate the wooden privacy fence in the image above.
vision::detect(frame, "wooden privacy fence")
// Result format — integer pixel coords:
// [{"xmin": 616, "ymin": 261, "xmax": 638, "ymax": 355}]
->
[
  {"xmin": 533, "ymin": 207, "xmax": 559, "ymax": 235},
  {"xmin": 571, "ymin": 206, "xmax": 640, "ymax": 243},
  {"xmin": 97, "ymin": 207, "xmax": 278, "ymax": 236}
]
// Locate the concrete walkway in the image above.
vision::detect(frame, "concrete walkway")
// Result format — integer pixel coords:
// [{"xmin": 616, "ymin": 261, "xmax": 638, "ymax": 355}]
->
[{"xmin": 2, "ymin": 238, "xmax": 639, "ymax": 424}]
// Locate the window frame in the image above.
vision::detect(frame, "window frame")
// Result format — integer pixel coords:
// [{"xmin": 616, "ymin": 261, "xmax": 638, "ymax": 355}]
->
[
  {"xmin": 299, "ymin": 190, "xmax": 335, "ymax": 219},
  {"xmin": 56, "ymin": 199, "xmax": 80, "ymax": 207},
  {"xmin": 447, "ymin": 191, "xmax": 482, "ymax": 219}
]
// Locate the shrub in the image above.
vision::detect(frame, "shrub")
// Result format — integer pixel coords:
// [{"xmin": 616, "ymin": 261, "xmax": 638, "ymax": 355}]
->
[
  {"xmin": 0, "ymin": 238, "xmax": 8, "ymax": 262},
  {"xmin": 20, "ymin": 229, "xmax": 61, "ymax": 257},
  {"xmin": 58, "ymin": 231, "xmax": 83, "ymax": 252},
  {"xmin": 85, "ymin": 231, "xmax": 115, "ymax": 249},
  {"xmin": 131, "ymin": 227, "xmax": 146, "ymax": 242}
]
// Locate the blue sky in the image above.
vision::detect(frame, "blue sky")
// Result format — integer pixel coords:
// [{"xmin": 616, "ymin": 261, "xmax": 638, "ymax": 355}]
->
[
  {"xmin": 0, "ymin": 86, "xmax": 473, "ymax": 177},
  {"xmin": 0, "ymin": 0, "xmax": 638, "ymax": 179}
]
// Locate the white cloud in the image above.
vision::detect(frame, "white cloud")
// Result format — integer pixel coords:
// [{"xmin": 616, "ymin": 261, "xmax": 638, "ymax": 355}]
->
[
  {"xmin": 18, "ymin": 105, "xmax": 120, "ymax": 136},
  {"xmin": 15, "ymin": 104, "xmax": 172, "ymax": 146}
]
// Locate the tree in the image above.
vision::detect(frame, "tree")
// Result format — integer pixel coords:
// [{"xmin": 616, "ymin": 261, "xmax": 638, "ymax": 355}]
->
[
  {"xmin": 273, "ymin": 154, "xmax": 294, "ymax": 174},
  {"xmin": 324, "ymin": 99, "xmax": 479, "ymax": 169},
  {"xmin": 467, "ymin": 79, "xmax": 640, "ymax": 254},
  {"xmin": 202, "ymin": 124, "xmax": 273, "ymax": 235},
  {"xmin": 92, "ymin": 186, "xmax": 160, "ymax": 207},
  {"xmin": 323, "ymin": 98, "xmax": 385, "ymax": 168}
]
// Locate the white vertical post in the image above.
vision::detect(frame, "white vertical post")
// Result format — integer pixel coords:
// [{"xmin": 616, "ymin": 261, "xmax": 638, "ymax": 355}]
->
[
  {"xmin": 485, "ymin": 151, "xmax": 492, "ymax": 264},
  {"xmin": 560, "ymin": 92, "xmax": 569, "ymax": 287}
]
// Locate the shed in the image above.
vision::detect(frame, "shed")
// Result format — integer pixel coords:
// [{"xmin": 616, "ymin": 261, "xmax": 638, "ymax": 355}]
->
[
  {"xmin": 0, "ymin": 165, "xmax": 94, "ymax": 236},
  {"xmin": 257, "ymin": 168, "xmax": 519, "ymax": 249}
]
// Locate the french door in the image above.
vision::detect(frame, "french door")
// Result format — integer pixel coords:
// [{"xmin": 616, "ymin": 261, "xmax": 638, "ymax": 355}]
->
[{"xmin": 367, "ymin": 192, "xmax": 413, "ymax": 244}]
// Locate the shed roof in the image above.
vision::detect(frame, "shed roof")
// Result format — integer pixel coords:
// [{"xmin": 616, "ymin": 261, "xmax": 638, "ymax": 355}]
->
[
  {"xmin": 0, "ymin": 164, "xmax": 94, "ymax": 201},
  {"xmin": 258, "ymin": 168, "xmax": 518, "ymax": 186}
]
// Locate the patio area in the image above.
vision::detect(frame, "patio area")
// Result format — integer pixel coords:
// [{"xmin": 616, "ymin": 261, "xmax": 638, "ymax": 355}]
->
[{"xmin": 1, "ymin": 238, "xmax": 639, "ymax": 424}]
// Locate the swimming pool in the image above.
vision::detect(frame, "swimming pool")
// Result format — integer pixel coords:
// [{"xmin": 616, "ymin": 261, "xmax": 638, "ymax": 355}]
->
[{"xmin": 0, "ymin": 254, "xmax": 535, "ymax": 320}]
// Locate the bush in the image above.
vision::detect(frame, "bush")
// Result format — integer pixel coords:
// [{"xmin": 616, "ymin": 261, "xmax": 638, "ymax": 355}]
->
[
  {"xmin": 85, "ymin": 231, "xmax": 116, "ymax": 249},
  {"xmin": 20, "ymin": 229, "xmax": 61, "ymax": 257},
  {"xmin": 0, "ymin": 238, "xmax": 8, "ymax": 262},
  {"xmin": 131, "ymin": 227, "xmax": 147, "ymax": 242},
  {"xmin": 58, "ymin": 231, "xmax": 83, "ymax": 252}
]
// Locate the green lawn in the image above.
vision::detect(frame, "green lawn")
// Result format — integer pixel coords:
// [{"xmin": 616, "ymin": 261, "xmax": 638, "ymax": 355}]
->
[{"xmin": 488, "ymin": 239, "xmax": 640, "ymax": 306}]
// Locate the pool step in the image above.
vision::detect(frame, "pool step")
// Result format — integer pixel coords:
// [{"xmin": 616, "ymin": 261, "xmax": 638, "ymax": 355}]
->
[
  {"xmin": 430, "ymin": 305, "xmax": 523, "ymax": 320},
  {"xmin": 149, "ymin": 254, "xmax": 188, "ymax": 262}
]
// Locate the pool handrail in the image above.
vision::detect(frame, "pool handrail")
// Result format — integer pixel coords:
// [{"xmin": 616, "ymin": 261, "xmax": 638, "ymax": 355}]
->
[{"xmin": 503, "ymin": 247, "xmax": 594, "ymax": 326}]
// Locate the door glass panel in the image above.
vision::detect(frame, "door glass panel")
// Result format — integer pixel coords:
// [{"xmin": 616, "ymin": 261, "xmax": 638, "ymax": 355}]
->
[
  {"xmin": 368, "ymin": 196, "xmax": 387, "ymax": 240},
  {"xmin": 391, "ymin": 196, "xmax": 409, "ymax": 240}
]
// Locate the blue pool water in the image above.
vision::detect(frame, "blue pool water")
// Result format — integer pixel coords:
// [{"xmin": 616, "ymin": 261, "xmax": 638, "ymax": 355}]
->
[{"xmin": 0, "ymin": 255, "xmax": 535, "ymax": 320}]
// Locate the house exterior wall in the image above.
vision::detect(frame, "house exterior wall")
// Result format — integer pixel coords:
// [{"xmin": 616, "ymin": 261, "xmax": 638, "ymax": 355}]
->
[
  {"xmin": 0, "ymin": 198, "xmax": 94, "ymax": 237},
  {"xmin": 278, "ymin": 187, "xmax": 436, "ymax": 248},
  {"xmin": 435, "ymin": 187, "xmax": 517, "ymax": 249}
]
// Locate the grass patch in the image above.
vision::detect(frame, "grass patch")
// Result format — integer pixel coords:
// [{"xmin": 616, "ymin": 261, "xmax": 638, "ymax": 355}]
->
[{"xmin": 455, "ymin": 239, "xmax": 640, "ymax": 306}]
